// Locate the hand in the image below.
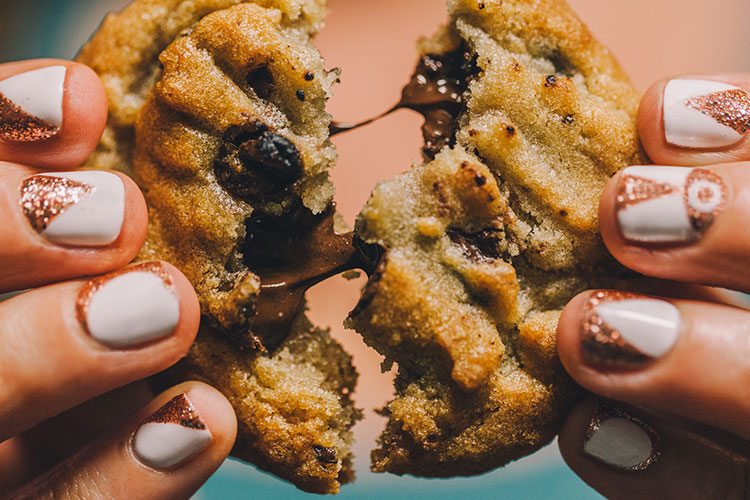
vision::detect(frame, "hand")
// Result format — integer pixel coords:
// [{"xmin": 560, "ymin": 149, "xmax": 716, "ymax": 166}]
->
[
  {"xmin": 556, "ymin": 75, "xmax": 750, "ymax": 499},
  {"xmin": 0, "ymin": 60, "xmax": 237, "ymax": 499}
]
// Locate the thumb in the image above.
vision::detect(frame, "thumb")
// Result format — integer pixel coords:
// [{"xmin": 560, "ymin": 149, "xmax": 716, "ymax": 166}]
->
[{"xmin": 5, "ymin": 382, "xmax": 237, "ymax": 500}]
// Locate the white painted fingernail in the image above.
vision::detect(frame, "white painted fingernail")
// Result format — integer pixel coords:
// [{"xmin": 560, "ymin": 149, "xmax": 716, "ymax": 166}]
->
[
  {"xmin": 133, "ymin": 394, "xmax": 212, "ymax": 469},
  {"xmin": 664, "ymin": 79, "xmax": 750, "ymax": 149},
  {"xmin": 583, "ymin": 402, "xmax": 661, "ymax": 471},
  {"xmin": 77, "ymin": 262, "xmax": 180, "ymax": 348},
  {"xmin": 20, "ymin": 171, "xmax": 125, "ymax": 247},
  {"xmin": 581, "ymin": 291, "xmax": 680, "ymax": 366},
  {"xmin": 0, "ymin": 65, "xmax": 66, "ymax": 141},
  {"xmin": 615, "ymin": 166, "xmax": 727, "ymax": 243}
]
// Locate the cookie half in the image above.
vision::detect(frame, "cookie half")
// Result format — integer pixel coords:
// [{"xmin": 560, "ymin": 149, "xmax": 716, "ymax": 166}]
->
[{"xmin": 348, "ymin": 0, "xmax": 649, "ymax": 476}]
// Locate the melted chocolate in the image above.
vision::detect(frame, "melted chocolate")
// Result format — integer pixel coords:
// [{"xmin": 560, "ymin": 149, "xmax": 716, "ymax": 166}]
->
[
  {"xmin": 231, "ymin": 47, "xmax": 480, "ymax": 349},
  {"xmin": 242, "ymin": 205, "xmax": 381, "ymax": 350},
  {"xmin": 330, "ymin": 45, "xmax": 480, "ymax": 159}
]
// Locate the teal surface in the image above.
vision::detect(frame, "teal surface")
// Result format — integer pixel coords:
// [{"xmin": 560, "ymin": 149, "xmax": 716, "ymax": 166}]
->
[{"xmin": 198, "ymin": 447, "xmax": 603, "ymax": 500}]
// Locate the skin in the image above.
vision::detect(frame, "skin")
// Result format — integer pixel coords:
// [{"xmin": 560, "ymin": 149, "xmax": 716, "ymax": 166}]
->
[
  {"xmin": 0, "ymin": 59, "xmax": 747, "ymax": 498},
  {"xmin": 556, "ymin": 75, "xmax": 750, "ymax": 499},
  {"xmin": 0, "ymin": 60, "xmax": 237, "ymax": 499}
]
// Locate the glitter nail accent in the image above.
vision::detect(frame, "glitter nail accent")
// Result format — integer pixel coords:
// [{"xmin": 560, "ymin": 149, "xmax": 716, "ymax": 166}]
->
[
  {"xmin": 580, "ymin": 290, "xmax": 651, "ymax": 366},
  {"xmin": 585, "ymin": 402, "xmax": 661, "ymax": 471},
  {"xmin": 685, "ymin": 169, "xmax": 727, "ymax": 233},
  {"xmin": 0, "ymin": 92, "xmax": 59, "ymax": 141},
  {"xmin": 76, "ymin": 262, "xmax": 175, "ymax": 336},
  {"xmin": 616, "ymin": 168, "xmax": 727, "ymax": 240},
  {"xmin": 686, "ymin": 88, "xmax": 750, "ymax": 135},
  {"xmin": 615, "ymin": 174, "xmax": 674, "ymax": 212},
  {"xmin": 144, "ymin": 394, "xmax": 207, "ymax": 430},
  {"xmin": 20, "ymin": 175, "xmax": 94, "ymax": 233}
]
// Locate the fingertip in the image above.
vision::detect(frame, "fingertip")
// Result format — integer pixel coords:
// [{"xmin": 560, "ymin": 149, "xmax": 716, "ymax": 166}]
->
[
  {"xmin": 0, "ymin": 60, "xmax": 108, "ymax": 169},
  {"xmin": 556, "ymin": 291, "xmax": 592, "ymax": 379},
  {"xmin": 182, "ymin": 382, "xmax": 238, "ymax": 456},
  {"xmin": 159, "ymin": 262, "xmax": 201, "ymax": 350},
  {"xmin": 637, "ymin": 79, "xmax": 667, "ymax": 164}
]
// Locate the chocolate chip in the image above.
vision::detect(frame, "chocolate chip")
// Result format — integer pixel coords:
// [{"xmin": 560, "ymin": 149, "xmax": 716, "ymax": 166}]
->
[
  {"xmin": 246, "ymin": 66, "xmax": 274, "ymax": 100},
  {"xmin": 563, "ymin": 114, "xmax": 575, "ymax": 124},
  {"xmin": 296, "ymin": 89, "xmax": 306, "ymax": 102},
  {"xmin": 349, "ymin": 251, "xmax": 388, "ymax": 317},
  {"xmin": 559, "ymin": 209, "xmax": 568, "ymax": 217},
  {"xmin": 304, "ymin": 71, "xmax": 315, "ymax": 81},
  {"xmin": 505, "ymin": 125, "xmax": 515, "ymax": 137},
  {"xmin": 545, "ymin": 74, "xmax": 558, "ymax": 87},
  {"xmin": 312, "ymin": 444, "xmax": 338, "ymax": 464},
  {"xmin": 478, "ymin": 1, "xmax": 486, "ymax": 8},
  {"xmin": 447, "ymin": 228, "xmax": 502, "ymax": 262},
  {"xmin": 474, "ymin": 174, "xmax": 487, "ymax": 186},
  {"xmin": 214, "ymin": 121, "xmax": 303, "ymax": 201}
]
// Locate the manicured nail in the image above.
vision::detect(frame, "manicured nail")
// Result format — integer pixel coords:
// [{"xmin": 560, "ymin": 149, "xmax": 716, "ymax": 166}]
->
[
  {"xmin": 583, "ymin": 402, "xmax": 660, "ymax": 471},
  {"xmin": 132, "ymin": 394, "xmax": 212, "ymax": 469},
  {"xmin": 76, "ymin": 262, "xmax": 180, "ymax": 348},
  {"xmin": 20, "ymin": 171, "xmax": 125, "ymax": 247},
  {"xmin": 664, "ymin": 79, "xmax": 750, "ymax": 149},
  {"xmin": 616, "ymin": 166, "xmax": 727, "ymax": 243},
  {"xmin": 0, "ymin": 65, "xmax": 66, "ymax": 141},
  {"xmin": 581, "ymin": 291, "xmax": 680, "ymax": 366}
]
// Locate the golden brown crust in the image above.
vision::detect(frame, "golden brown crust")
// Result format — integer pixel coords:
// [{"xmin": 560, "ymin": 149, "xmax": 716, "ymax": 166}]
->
[
  {"xmin": 77, "ymin": 0, "xmax": 327, "ymax": 175},
  {"xmin": 174, "ymin": 315, "xmax": 360, "ymax": 494}
]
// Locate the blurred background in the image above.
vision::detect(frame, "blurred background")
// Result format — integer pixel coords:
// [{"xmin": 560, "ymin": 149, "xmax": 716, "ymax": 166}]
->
[{"xmin": 2, "ymin": 0, "xmax": 748, "ymax": 498}]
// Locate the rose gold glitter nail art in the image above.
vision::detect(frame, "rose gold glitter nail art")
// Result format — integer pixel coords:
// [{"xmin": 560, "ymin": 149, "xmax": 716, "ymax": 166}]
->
[
  {"xmin": 20, "ymin": 175, "xmax": 94, "ymax": 233},
  {"xmin": 684, "ymin": 169, "xmax": 728, "ymax": 233},
  {"xmin": 76, "ymin": 262, "xmax": 175, "ymax": 336},
  {"xmin": 580, "ymin": 290, "xmax": 651, "ymax": 366},
  {"xmin": 686, "ymin": 88, "xmax": 750, "ymax": 135},
  {"xmin": 616, "ymin": 168, "xmax": 727, "ymax": 240},
  {"xmin": 585, "ymin": 401, "xmax": 661, "ymax": 471},
  {"xmin": 144, "ymin": 394, "xmax": 207, "ymax": 430},
  {"xmin": 615, "ymin": 175, "xmax": 674, "ymax": 212},
  {"xmin": 0, "ymin": 93, "xmax": 60, "ymax": 142}
]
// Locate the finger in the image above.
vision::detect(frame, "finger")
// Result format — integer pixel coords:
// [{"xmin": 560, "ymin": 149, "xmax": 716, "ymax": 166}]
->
[
  {"xmin": 558, "ymin": 398, "xmax": 749, "ymax": 500},
  {"xmin": 0, "ymin": 262, "xmax": 200, "ymax": 441},
  {"xmin": 557, "ymin": 291, "xmax": 750, "ymax": 438},
  {"xmin": 600, "ymin": 163, "xmax": 750, "ymax": 293},
  {"xmin": 0, "ymin": 59, "xmax": 107, "ymax": 169},
  {"xmin": 638, "ymin": 75, "xmax": 750, "ymax": 166},
  {"xmin": 0, "ymin": 164, "xmax": 147, "ymax": 292},
  {"xmin": 0, "ymin": 382, "xmax": 154, "ymax": 495},
  {"xmin": 4, "ymin": 382, "xmax": 237, "ymax": 500}
]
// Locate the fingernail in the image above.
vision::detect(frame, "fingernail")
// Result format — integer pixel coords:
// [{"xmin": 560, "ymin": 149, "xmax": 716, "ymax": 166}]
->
[
  {"xmin": 664, "ymin": 79, "xmax": 750, "ymax": 149},
  {"xmin": 0, "ymin": 65, "xmax": 66, "ymax": 141},
  {"xmin": 583, "ymin": 402, "xmax": 660, "ymax": 471},
  {"xmin": 20, "ymin": 171, "xmax": 125, "ymax": 247},
  {"xmin": 581, "ymin": 291, "xmax": 680, "ymax": 366},
  {"xmin": 132, "ymin": 394, "xmax": 212, "ymax": 469},
  {"xmin": 76, "ymin": 262, "xmax": 180, "ymax": 348},
  {"xmin": 616, "ymin": 166, "xmax": 727, "ymax": 243}
]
